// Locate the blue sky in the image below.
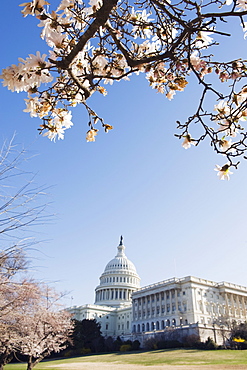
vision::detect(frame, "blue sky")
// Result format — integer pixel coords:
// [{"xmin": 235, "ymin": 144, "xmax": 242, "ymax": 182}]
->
[{"xmin": 1, "ymin": 0, "xmax": 247, "ymax": 307}]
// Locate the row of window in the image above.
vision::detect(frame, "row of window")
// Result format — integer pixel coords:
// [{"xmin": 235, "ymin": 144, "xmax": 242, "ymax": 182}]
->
[
  {"xmin": 96, "ymin": 289, "xmax": 130, "ymax": 300},
  {"xmin": 132, "ymin": 318, "xmax": 188, "ymax": 333},
  {"xmin": 134, "ymin": 290, "xmax": 186, "ymax": 305},
  {"xmin": 134, "ymin": 303, "xmax": 187, "ymax": 316},
  {"xmin": 103, "ymin": 321, "xmax": 130, "ymax": 331},
  {"xmin": 101, "ymin": 276, "xmax": 137, "ymax": 284}
]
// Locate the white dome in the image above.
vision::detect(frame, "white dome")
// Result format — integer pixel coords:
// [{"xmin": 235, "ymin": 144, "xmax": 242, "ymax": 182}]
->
[
  {"xmin": 104, "ymin": 243, "xmax": 137, "ymax": 274},
  {"xmin": 94, "ymin": 237, "xmax": 140, "ymax": 308}
]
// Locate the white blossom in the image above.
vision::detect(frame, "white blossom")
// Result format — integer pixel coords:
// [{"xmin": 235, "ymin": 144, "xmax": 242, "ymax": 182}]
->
[
  {"xmin": 86, "ymin": 128, "xmax": 99, "ymax": 142},
  {"xmin": 214, "ymin": 164, "xmax": 233, "ymax": 180},
  {"xmin": 182, "ymin": 134, "xmax": 196, "ymax": 149}
]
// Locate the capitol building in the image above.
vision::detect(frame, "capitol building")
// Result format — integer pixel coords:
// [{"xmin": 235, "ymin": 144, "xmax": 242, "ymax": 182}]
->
[{"xmin": 67, "ymin": 237, "xmax": 247, "ymax": 344}]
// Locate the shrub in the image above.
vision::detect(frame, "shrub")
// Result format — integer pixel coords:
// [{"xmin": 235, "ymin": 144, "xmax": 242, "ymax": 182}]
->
[
  {"xmin": 204, "ymin": 337, "xmax": 218, "ymax": 350},
  {"xmin": 143, "ymin": 337, "xmax": 159, "ymax": 350},
  {"xmin": 80, "ymin": 347, "xmax": 91, "ymax": 355},
  {"xmin": 183, "ymin": 334, "xmax": 201, "ymax": 348},
  {"xmin": 157, "ymin": 340, "xmax": 183, "ymax": 349},
  {"xmin": 120, "ymin": 344, "xmax": 132, "ymax": 352},
  {"xmin": 131, "ymin": 340, "xmax": 140, "ymax": 350}
]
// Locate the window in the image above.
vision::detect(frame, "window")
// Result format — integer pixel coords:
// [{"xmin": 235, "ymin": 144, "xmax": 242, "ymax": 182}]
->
[
  {"xmin": 183, "ymin": 291, "xmax": 186, "ymax": 295},
  {"xmin": 113, "ymin": 277, "xmax": 115, "ymax": 282},
  {"xmin": 120, "ymin": 277, "xmax": 122, "ymax": 282},
  {"xmin": 106, "ymin": 324, "xmax": 108, "ymax": 330}
]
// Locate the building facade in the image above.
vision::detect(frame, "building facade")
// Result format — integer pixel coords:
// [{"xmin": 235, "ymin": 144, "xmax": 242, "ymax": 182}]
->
[
  {"xmin": 67, "ymin": 238, "xmax": 247, "ymax": 344},
  {"xmin": 67, "ymin": 237, "xmax": 139, "ymax": 337}
]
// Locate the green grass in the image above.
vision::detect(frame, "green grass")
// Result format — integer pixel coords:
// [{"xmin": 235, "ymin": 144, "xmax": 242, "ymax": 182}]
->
[{"xmin": 5, "ymin": 349, "xmax": 247, "ymax": 369}]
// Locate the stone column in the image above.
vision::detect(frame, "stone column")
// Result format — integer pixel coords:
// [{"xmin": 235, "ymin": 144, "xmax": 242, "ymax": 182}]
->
[
  {"xmin": 175, "ymin": 289, "xmax": 178, "ymax": 312},
  {"xmin": 224, "ymin": 293, "xmax": 230, "ymax": 316},
  {"xmin": 230, "ymin": 294, "xmax": 236, "ymax": 316},
  {"xmin": 242, "ymin": 296, "xmax": 246, "ymax": 317},
  {"xmin": 236, "ymin": 295, "xmax": 241, "ymax": 317}
]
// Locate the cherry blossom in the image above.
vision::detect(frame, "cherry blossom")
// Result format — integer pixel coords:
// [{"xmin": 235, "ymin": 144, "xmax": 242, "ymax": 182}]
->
[{"xmin": 2, "ymin": 0, "xmax": 247, "ymax": 178}]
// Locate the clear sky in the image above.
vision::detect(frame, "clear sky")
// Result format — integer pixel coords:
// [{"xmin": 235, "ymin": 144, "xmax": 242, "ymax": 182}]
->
[{"xmin": 1, "ymin": 0, "xmax": 247, "ymax": 308}]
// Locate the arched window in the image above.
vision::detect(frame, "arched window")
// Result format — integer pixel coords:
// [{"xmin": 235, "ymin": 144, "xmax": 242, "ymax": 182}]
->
[
  {"xmin": 146, "ymin": 322, "xmax": 150, "ymax": 331},
  {"xmin": 137, "ymin": 324, "xmax": 140, "ymax": 333},
  {"xmin": 156, "ymin": 321, "xmax": 160, "ymax": 330},
  {"xmin": 161, "ymin": 320, "xmax": 165, "ymax": 329},
  {"xmin": 151, "ymin": 322, "xmax": 155, "ymax": 331},
  {"xmin": 166, "ymin": 319, "xmax": 170, "ymax": 327},
  {"xmin": 142, "ymin": 323, "xmax": 145, "ymax": 332},
  {"xmin": 172, "ymin": 318, "xmax": 176, "ymax": 326},
  {"xmin": 133, "ymin": 325, "xmax": 136, "ymax": 333}
]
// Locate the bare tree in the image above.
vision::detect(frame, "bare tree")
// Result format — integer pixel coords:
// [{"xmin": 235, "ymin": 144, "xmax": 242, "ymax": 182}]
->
[
  {"xmin": 0, "ymin": 137, "xmax": 50, "ymax": 369},
  {"xmin": 2, "ymin": 0, "xmax": 247, "ymax": 177},
  {"xmin": 0, "ymin": 136, "xmax": 48, "ymax": 252}
]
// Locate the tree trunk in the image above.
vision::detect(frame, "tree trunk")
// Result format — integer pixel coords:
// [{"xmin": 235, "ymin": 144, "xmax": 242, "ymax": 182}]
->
[{"xmin": 27, "ymin": 356, "xmax": 33, "ymax": 370}]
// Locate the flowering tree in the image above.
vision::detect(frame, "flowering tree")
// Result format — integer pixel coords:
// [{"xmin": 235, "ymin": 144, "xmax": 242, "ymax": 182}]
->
[
  {"xmin": 16, "ymin": 284, "xmax": 73, "ymax": 370},
  {"xmin": 2, "ymin": 0, "xmax": 247, "ymax": 178},
  {"xmin": 0, "ymin": 282, "xmax": 73, "ymax": 370},
  {"xmin": 0, "ymin": 280, "xmax": 40, "ymax": 370}
]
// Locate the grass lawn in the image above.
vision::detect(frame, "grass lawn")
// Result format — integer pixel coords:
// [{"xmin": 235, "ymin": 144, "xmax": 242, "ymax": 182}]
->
[{"xmin": 5, "ymin": 349, "xmax": 247, "ymax": 370}]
